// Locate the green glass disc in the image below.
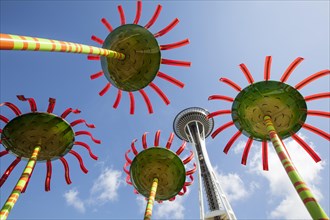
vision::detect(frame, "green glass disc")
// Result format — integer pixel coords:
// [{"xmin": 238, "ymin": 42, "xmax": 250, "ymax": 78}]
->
[
  {"xmin": 1, "ymin": 112, "xmax": 75, "ymax": 161},
  {"xmin": 101, "ymin": 24, "xmax": 161, "ymax": 92},
  {"xmin": 130, "ymin": 147, "xmax": 186, "ymax": 201},
  {"xmin": 232, "ymin": 81, "xmax": 307, "ymax": 141}
]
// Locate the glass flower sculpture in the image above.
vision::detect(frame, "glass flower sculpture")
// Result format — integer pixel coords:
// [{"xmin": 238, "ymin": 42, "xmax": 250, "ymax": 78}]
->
[
  {"xmin": 208, "ymin": 56, "xmax": 329, "ymax": 219},
  {"xmin": 0, "ymin": 95, "xmax": 100, "ymax": 219},
  {"xmin": 124, "ymin": 130, "xmax": 196, "ymax": 219}
]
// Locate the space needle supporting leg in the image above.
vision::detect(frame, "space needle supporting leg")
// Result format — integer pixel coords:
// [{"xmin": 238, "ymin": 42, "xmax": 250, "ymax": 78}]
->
[
  {"xmin": 144, "ymin": 178, "xmax": 158, "ymax": 220},
  {"xmin": 0, "ymin": 146, "xmax": 41, "ymax": 220},
  {"xmin": 264, "ymin": 116, "xmax": 329, "ymax": 220}
]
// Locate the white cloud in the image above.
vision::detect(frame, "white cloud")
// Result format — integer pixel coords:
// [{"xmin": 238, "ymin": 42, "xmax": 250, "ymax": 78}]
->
[
  {"xmin": 247, "ymin": 133, "xmax": 325, "ymax": 219},
  {"xmin": 214, "ymin": 168, "xmax": 258, "ymax": 203},
  {"xmin": 233, "ymin": 141, "xmax": 246, "ymax": 155},
  {"xmin": 269, "ymin": 196, "xmax": 310, "ymax": 219},
  {"xmin": 63, "ymin": 167, "xmax": 123, "ymax": 213},
  {"xmin": 136, "ymin": 196, "xmax": 147, "ymax": 214},
  {"xmin": 154, "ymin": 196, "xmax": 185, "ymax": 219},
  {"xmin": 90, "ymin": 167, "xmax": 123, "ymax": 204},
  {"xmin": 63, "ymin": 188, "xmax": 86, "ymax": 213}
]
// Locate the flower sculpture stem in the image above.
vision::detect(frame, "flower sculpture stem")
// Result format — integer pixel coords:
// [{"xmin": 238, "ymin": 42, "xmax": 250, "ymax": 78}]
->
[
  {"xmin": 264, "ymin": 116, "xmax": 329, "ymax": 220},
  {"xmin": 144, "ymin": 178, "xmax": 158, "ymax": 220},
  {"xmin": 0, "ymin": 146, "xmax": 41, "ymax": 220},
  {"xmin": 0, "ymin": 33, "xmax": 125, "ymax": 59}
]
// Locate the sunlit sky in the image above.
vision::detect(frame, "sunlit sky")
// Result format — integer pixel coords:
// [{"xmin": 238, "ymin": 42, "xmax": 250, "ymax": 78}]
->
[{"xmin": 0, "ymin": 1, "xmax": 329, "ymax": 219}]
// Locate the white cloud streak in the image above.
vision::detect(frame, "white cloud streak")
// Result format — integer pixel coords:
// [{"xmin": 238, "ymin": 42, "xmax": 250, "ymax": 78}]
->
[
  {"xmin": 154, "ymin": 196, "xmax": 185, "ymax": 219},
  {"xmin": 136, "ymin": 196, "xmax": 147, "ymax": 214},
  {"xmin": 63, "ymin": 167, "xmax": 123, "ymax": 213},
  {"xmin": 63, "ymin": 188, "xmax": 86, "ymax": 213},
  {"xmin": 216, "ymin": 171, "xmax": 259, "ymax": 203},
  {"xmin": 90, "ymin": 167, "xmax": 122, "ymax": 204}
]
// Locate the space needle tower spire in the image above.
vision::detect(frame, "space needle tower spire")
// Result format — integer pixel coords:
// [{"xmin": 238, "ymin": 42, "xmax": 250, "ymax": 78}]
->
[{"xmin": 173, "ymin": 107, "xmax": 236, "ymax": 220}]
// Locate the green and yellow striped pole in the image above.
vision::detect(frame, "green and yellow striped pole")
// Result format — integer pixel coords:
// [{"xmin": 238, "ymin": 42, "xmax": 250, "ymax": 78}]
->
[
  {"xmin": 0, "ymin": 146, "xmax": 41, "ymax": 220},
  {"xmin": 264, "ymin": 116, "xmax": 329, "ymax": 220},
  {"xmin": 144, "ymin": 178, "xmax": 158, "ymax": 220},
  {"xmin": 0, "ymin": 33, "xmax": 125, "ymax": 60}
]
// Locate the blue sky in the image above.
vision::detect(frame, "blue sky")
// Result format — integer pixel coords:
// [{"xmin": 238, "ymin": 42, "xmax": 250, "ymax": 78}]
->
[{"xmin": 0, "ymin": 0, "xmax": 329, "ymax": 219}]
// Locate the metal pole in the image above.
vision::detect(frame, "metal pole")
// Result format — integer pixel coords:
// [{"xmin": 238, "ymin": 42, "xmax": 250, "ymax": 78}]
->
[
  {"xmin": 0, "ymin": 33, "xmax": 125, "ymax": 60},
  {"xmin": 144, "ymin": 178, "xmax": 158, "ymax": 220},
  {"xmin": 0, "ymin": 146, "xmax": 41, "ymax": 220},
  {"xmin": 264, "ymin": 116, "xmax": 329, "ymax": 220}
]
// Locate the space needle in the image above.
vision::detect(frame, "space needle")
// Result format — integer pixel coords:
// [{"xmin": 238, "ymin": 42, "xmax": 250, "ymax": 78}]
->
[{"xmin": 173, "ymin": 107, "xmax": 236, "ymax": 220}]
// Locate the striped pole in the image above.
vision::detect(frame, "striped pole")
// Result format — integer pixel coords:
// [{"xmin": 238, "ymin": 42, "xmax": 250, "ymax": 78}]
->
[
  {"xmin": 0, "ymin": 33, "xmax": 125, "ymax": 60},
  {"xmin": 264, "ymin": 116, "xmax": 329, "ymax": 220},
  {"xmin": 144, "ymin": 178, "xmax": 158, "ymax": 220},
  {"xmin": 0, "ymin": 146, "xmax": 41, "ymax": 220}
]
